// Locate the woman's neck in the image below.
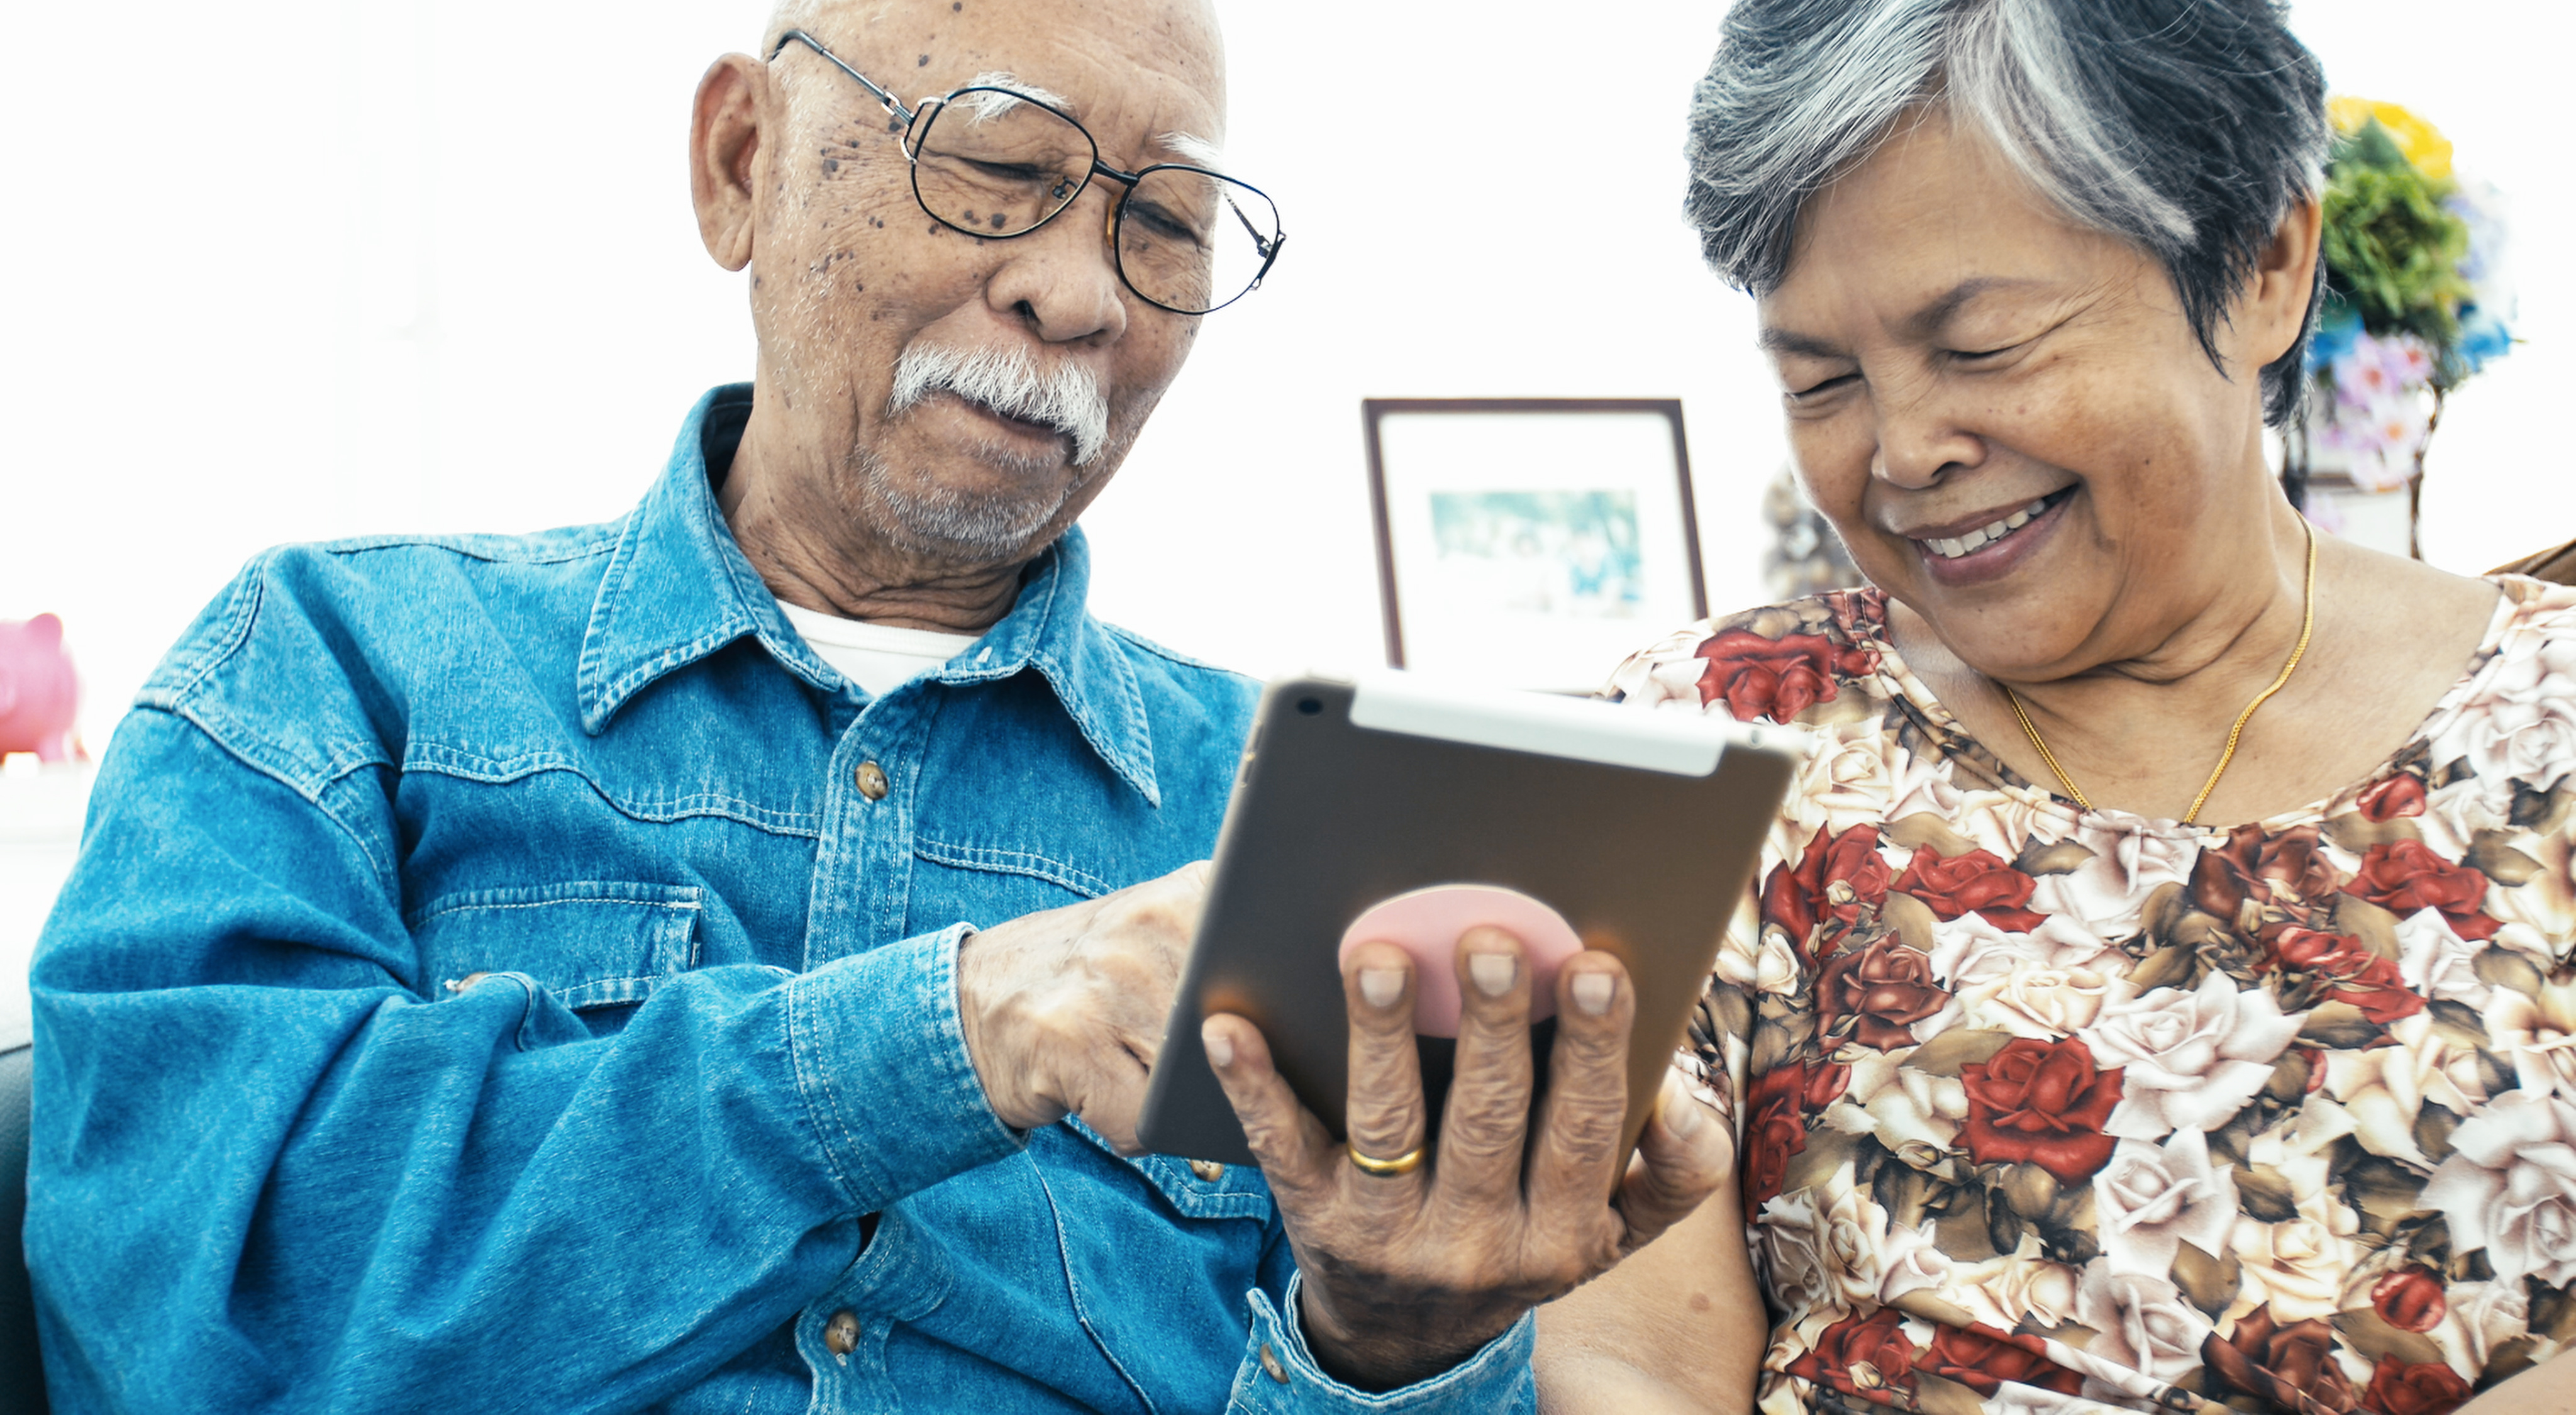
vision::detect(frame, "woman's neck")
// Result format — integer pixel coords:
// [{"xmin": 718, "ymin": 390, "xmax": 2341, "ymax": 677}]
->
[{"xmin": 1889, "ymin": 523, "xmax": 2499, "ymax": 824}]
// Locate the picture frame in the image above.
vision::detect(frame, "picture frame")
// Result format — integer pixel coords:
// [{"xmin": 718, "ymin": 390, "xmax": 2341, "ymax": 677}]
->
[{"xmin": 1363, "ymin": 398, "xmax": 1709, "ymax": 694}]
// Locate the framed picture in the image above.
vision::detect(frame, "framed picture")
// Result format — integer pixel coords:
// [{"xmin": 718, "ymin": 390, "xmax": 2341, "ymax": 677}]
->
[{"xmin": 1363, "ymin": 399, "xmax": 1707, "ymax": 694}]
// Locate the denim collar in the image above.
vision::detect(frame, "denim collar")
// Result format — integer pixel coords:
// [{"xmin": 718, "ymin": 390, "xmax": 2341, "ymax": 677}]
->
[{"xmin": 577, "ymin": 384, "xmax": 1161, "ymax": 806}]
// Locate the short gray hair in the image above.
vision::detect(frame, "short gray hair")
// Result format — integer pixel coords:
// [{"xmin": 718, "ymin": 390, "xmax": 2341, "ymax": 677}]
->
[{"xmin": 1684, "ymin": 0, "xmax": 2328, "ymax": 426}]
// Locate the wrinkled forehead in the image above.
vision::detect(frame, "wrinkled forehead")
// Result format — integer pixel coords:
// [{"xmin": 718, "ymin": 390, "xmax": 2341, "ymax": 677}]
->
[{"xmin": 777, "ymin": 0, "xmax": 1226, "ymax": 158}]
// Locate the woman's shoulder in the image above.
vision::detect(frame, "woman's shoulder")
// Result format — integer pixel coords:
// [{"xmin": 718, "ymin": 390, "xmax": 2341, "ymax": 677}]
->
[{"xmin": 1604, "ymin": 587, "xmax": 1892, "ymax": 726}]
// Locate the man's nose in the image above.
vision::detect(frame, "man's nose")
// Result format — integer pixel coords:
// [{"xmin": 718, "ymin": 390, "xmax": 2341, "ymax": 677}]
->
[{"xmin": 981, "ymin": 190, "xmax": 1131, "ymax": 345}]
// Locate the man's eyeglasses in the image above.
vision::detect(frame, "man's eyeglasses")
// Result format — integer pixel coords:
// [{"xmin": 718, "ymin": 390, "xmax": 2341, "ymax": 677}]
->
[{"xmin": 769, "ymin": 30, "xmax": 1285, "ymax": 316}]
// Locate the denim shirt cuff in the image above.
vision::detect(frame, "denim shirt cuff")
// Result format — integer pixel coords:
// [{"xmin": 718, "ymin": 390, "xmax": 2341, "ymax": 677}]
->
[
  {"xmin": 786, "ymin": 923, "xmax": 1025, "ymax": 1213},
  {"xmin": 1224, "ymin": 1272, "xmax": 1536, "ymax": 1413}
]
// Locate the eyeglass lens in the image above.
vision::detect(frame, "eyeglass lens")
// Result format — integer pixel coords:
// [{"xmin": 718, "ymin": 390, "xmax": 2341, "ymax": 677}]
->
[{"xmin": 909, "ymin": 90, "xmax": 1280, "ymax": 314}]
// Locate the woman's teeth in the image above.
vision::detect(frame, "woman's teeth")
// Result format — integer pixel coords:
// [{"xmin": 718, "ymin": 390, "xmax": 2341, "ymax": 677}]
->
[{"xmin": 1924, "ymin": 498, "xmax": 2051, "ymax": 560}]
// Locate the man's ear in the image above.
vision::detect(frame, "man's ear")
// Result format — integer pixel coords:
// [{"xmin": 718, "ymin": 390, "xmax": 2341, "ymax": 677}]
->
[
  {"xmin": 2243, "ymin": 192, "xmax": 2324, "ymax": 369},
  {"xmin": 691, "ymin": 54, "xmax": 770, "ymax": 272}
]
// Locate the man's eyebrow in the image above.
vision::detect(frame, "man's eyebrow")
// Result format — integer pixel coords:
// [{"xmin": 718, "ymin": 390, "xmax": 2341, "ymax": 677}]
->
[
  {"xmin": 956, "ymin": 72, "xmax": 1077, "ymax": 120},
  {"xmin": 1157, "ymin": 131, "xmax": 1224, "ymax": 167}
]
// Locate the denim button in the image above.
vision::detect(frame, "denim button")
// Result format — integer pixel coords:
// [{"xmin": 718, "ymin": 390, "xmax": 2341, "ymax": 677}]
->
[
  {"xmin": 1258, "ymin": 1342, "xmax": 1287, "ymax": 1384},
  {"xmin": 1189, "ymin": 1159, "xmax": 1226, "ymax": 1182},
  {"xmin": 854, "ymin": 762, "xmax": 890, "ymax": 801},
  {"xmin": 824, "ymin": 1309, "xmax": 860, "ymax": 1358},
  {"xmin": 442, "ymin": 972, "xmax": 492, "ymax": 994}
]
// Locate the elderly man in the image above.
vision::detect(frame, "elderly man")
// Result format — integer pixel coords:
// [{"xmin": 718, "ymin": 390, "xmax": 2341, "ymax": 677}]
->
[{"xmin": 25, "ymin": 0, "xmax": 1728, "ymax": 1411}]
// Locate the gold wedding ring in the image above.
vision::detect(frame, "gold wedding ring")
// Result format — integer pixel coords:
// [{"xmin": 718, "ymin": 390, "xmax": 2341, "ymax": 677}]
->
[{"xmin": 1346, "ymin": 1143, "xmax": 1426, "ymax": 1177}]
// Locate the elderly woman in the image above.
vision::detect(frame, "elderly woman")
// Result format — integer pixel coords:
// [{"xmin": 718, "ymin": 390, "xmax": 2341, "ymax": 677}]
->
[{"xmin": 1532, "ymin": 2, "xmax": 2576, "ymax": 1413}]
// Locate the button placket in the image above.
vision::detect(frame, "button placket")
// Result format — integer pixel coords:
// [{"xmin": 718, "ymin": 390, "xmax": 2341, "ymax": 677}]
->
[{"xmin": 806, "ymin": 694, "xmax": 926, "ymax": 970}]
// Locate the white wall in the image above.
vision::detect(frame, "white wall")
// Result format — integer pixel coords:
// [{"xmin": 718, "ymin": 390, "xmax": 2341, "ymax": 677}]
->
[{"xmin": 1, "ymin": 0, "xmax": 2567, "ymax": 746}]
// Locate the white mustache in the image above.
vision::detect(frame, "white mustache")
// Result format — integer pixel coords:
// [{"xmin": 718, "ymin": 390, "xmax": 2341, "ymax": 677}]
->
[{"xmin": 887, "ymin": 342, "xmax": 1111, "ymax": 466}]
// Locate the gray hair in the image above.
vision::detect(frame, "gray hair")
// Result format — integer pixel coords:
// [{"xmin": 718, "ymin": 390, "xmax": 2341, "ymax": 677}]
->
[{"xmin": 1684, "ymin": 0, "xmax": 2328, "ymax": 425}]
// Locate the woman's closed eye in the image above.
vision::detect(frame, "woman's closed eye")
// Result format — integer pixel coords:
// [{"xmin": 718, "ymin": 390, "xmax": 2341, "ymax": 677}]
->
[{"xmin": 1945, "ymin": 339, "xmax": 2032, "ymax": 364}]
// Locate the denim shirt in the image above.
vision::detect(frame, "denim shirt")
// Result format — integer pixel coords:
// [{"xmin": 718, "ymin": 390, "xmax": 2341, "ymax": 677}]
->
[{"xmin": 28, "ymin": 386, "xmax": 1535, "ymax": 1414}]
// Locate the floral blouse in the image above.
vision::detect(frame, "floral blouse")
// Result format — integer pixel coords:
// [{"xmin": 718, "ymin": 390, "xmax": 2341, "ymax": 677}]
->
[{"xmin": 1606, "ymin": 577, "xmax": 2576, "ymax": 1415}]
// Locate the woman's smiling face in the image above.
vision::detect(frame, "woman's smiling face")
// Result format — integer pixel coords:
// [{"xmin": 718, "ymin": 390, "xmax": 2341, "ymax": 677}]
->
[{"xmin": 1758, "ymin": 110, "xmax": 2301, "ymax": 683}]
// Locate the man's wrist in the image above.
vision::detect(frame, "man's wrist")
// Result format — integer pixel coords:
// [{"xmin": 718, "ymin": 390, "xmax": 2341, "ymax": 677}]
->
[
  {"xmin": 1231, "ymin": 1275, "xmax": 1536, "ymax": 1413},
  {"xmin": 1296, "ymin": 1281, "xmax": 1513, "ymax": 1391}
]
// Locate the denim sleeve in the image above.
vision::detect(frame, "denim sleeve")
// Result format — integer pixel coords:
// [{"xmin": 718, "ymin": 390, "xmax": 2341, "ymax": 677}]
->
[
  {"xmin": 27, "ymin": 707, "xmax": 1022, "ymax": 1414},
  {"xmin": 1225, "ymin": 1265, "xmax": 1538, "ymax": 1411}
]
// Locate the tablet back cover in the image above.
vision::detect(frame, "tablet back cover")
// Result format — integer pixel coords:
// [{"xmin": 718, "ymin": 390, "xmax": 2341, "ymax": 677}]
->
[{"xmin": 1136, "ymin": 674, "xmax": 1795, "ymax": 1167}]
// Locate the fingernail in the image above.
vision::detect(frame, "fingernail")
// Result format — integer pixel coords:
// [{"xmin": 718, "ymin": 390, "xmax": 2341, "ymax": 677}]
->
[
  {"xmin": 1202, "ymin": 1023, "xmax": 1234, "ymax": 1070},
  {"xmin": 1572, "ymin": 972, "xmax": 1615, "ymax": 1016},
  {"xmin": 1360, "ymin": 968, "xmax": 1404, "ymax": 1010},
  {"xmin": 1469, "ymin": 953, "xmax": 1514, "ymax": 998},
  {"xmin": 1663, "ymin": 1089, "xmax": 1704, "ymax": 1137}
]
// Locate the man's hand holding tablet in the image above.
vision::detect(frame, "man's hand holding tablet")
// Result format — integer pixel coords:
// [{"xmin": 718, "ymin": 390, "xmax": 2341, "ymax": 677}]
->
[
  {"xmin": 1201, "ymin": 923, "xmax": 1736, "ymax": 1390},
  {"xmin": 1124, "ymin": 669, "xmax": 1799, "ymax": 1390}
]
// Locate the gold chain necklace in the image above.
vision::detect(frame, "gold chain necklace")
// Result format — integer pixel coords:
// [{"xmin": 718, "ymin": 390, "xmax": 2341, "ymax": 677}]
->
[{"xmin": 2000, "ymin": 519, "xmax": 2318, "ymax": 827}]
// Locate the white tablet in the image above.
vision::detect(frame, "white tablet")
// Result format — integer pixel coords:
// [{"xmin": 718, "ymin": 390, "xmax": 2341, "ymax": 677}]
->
[{"xmin": 1136, "ymin": 669, "xmax": 1801, "ymax": 1167}]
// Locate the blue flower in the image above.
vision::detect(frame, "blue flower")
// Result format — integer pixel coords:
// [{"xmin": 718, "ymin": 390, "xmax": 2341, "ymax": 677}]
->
[
  {"xmin": 2307, "ymin": 299, "xmax": 2363, "ymax": 375},
  {"xmin": 2457, "ymin": 304, "xmax": 2514, "ymax": 374}
]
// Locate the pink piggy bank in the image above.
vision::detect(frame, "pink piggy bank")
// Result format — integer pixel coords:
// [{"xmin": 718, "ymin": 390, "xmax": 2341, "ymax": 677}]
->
[{"xmin": 0, "ymin": 614, "xmax": 80, "ymax": 762}]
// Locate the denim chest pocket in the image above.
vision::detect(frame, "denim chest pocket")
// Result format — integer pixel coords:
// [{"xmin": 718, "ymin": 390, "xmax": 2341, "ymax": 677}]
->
[
  {"xmin": 911, "ymin": 835, "xmax": 1121, "ymax": 924},
  {"xmin": 1058, "ymin": 1115, "xmax": 1273, "ymax": 1223},
  {"xmin": 408, "ymin": 880, "xmax": 703, "ymax": 1008}
]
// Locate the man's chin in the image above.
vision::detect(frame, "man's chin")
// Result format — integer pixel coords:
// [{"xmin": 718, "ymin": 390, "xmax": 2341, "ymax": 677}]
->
[{"xmin": 854, "ymin": 458, "xmax": 1077, "ymax": 565}]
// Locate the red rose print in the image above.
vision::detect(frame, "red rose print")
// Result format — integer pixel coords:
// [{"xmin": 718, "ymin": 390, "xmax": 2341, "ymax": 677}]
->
[
  {"xmin": 2359, "ymin": 774, "xmax": 2429, "ymax": 822},
  {"xmin": 1816, "ymin": 934, "xmax": 1950, "ymax": 1050},
  {"xmin": 1742, "ymin": 1065, "xmax": 1812, "ymax": 1216},
  {"xmin": 2362, "ymin": 1356, "xmax": 2472, "ymax": 1415},
  {"xmin": 2370, "ymin": 1268, "xmax": 2447, "ymax": 1335},
  {"xmin": 1694, "ymin": 629, "xmax": 1875, "ymax": 724},
  {"xmin": 2351, "ymin": 840, "xmax": 2501, "ymax": 941},
  {"xmin": 2202, "ymin": 1305, "xmax": 2359, "ymax": 1414},
  {"xmin": 1921, "ymin": 1326, "xmax": 2081, "ymax": 1398},
  {"xmin": 2201, "ymin": 824, "xmax": 2344, "ymax": 916},
  {"xmin": 1803, "ymin": 1060, "xmax": 1852, "ymax": 1110},
  {"xmin": 1958, "ymin": 1037, "xmax": 2123, "ymax": 1183},
  {"xmin": 1762, "ymin": 825, "xmax": 1891, "ymax": 955},
  {"xmin": 1784, "ymin": 1308, "xmax": 1917, "ymax": 1402},
  {"xmin": 2269, "ymin": 926, "xmax": 2427, "ymax": 1024},
  {"xmin": 1893, "ymin": 846, "xmax": 2048, "ymax": 932}
]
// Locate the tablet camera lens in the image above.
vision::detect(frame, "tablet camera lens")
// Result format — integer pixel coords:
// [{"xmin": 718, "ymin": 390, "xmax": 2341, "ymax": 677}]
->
[{"xmin": 1296, "ymin": 697, "xmax": 1323, "ymax": 716}]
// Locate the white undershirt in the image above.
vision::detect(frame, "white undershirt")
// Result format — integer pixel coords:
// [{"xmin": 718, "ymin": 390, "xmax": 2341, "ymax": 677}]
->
[{"xmin": 777, "ymin": 602, "xmax": 980, "ymax": 698}]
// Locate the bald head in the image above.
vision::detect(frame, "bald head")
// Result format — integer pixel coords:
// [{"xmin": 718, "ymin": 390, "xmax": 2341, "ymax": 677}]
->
[{"xmin": 764, "ymin": 0, "xmax": 1225, "ymax": 110}]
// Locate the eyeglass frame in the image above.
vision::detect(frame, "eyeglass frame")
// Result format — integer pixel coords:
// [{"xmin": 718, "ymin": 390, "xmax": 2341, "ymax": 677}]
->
[{"xmin": 767, "ymin": 28, "xmax": 1285, "ymax": 315}]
